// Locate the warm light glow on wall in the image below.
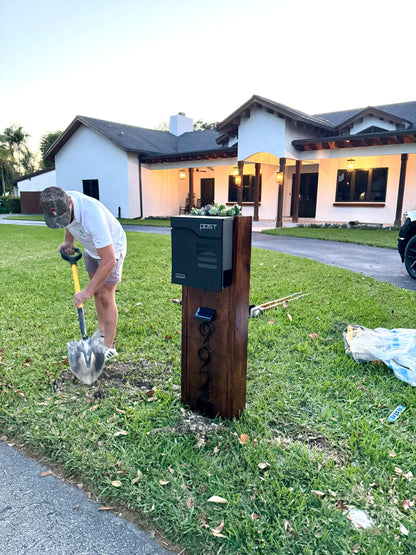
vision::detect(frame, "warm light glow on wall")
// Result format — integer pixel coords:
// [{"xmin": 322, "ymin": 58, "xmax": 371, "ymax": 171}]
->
[
  {"xmin": 179, "ymin": 169, "xmax": 186, "ymax": 180},
  {"xmin": 232, "ymin": 166, "xmax": 239, "ymax": 176},
  {"xmin": 234, "ymin": 175, "xmax": 242, "ymax": 186},
  {"xmin": 347, "ymin": 159, "xmax": 355, "ymax": 170},
  {"xmin": 276, "ymin": 171, "xmax": 283, "ymax": 185}
]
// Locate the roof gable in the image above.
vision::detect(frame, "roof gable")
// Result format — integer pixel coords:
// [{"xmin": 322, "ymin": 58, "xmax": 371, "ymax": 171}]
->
[
  {"xmin": 336, "ymin": 106, "xmax": 411, "ymax": 134},
  {"xmin": 217, "ymin": 95, "xmax": 336, "ymax": 139},
  {"xmin": 315, "ymin": 101, "xmax": 416, "ymax": 129}
]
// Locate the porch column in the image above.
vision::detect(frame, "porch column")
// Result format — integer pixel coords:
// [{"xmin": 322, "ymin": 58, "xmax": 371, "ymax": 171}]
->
[
  {"xmin": 189, "ymin": 168, "xmax": 194, "ymax": 209},
  {"xmin": 276, "ymin": 158, "xmax": 286, "ymax": 228},
  {"xmin": 237, "ymin": 160, "xmax": 244, "ymax": 207},
  {"xmin": 292, "ymin": 160, "xmax": 302, "ymax": 223},
  {"xmin": 253, "ymin": 163, "xmax": 261, "ymax": 221},
  {"xmin": 394, "ymin": 153, "xmax": 408, "ymax": 228}
]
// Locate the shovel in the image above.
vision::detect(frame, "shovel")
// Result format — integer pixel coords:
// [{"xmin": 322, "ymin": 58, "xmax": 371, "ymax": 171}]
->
[{"xmin": 61, "ymin": 247, "xmax": 105, "ymax": 385}]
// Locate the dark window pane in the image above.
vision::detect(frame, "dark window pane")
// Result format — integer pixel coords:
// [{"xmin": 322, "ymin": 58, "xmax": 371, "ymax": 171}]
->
[
  {"xmin": 336, "ymin": 170, "xmax": 352, "ymax": 201},
  {"xmin": 370, "ymin": 168, "xmax": 387, "ymax": 201},
  {"xmin": 353, "ymin": 170, "xmax": 369, "ymax": 201},
  {"xmin": 82, "ymin": 179, "xmax": 99, "ymax": 200},
  {"xmin": 228, "ymin": 176, "xmax": 238, "ymax": 202},
  {"xmin": 228, "ymin": 174, "xmax": 262, "ymax": 203}
]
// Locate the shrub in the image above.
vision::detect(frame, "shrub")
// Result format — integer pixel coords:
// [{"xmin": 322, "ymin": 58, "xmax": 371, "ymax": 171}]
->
[{"xmin": 0, "ymin": 196, "xmax": 21, "ymax": 214}]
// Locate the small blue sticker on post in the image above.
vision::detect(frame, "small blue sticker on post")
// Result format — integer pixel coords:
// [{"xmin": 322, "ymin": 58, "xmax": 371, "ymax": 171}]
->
[{"xmin": 388, "ymin": 405, "xmax": 406, "ymax": 423}]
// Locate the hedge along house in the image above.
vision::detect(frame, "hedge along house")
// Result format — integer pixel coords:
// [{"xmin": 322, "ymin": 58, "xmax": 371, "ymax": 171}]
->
[
  {"xmin": 43, "ymin": 96, "xmax": 416, "ymax": 226},
  {"xmin": 216, "ymin": 95, "xmax": 416, "ymax": 227}
]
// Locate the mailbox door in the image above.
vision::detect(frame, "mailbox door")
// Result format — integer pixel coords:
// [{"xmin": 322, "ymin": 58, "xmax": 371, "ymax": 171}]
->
[{"xmin": 172, "ymin": 228, "xmax": 224, "ymax": 291}]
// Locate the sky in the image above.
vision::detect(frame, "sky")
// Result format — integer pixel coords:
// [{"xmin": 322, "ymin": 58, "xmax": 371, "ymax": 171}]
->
[{"xmin": 1, "ymin": 0, "xmax": 416, "ymax": 155}]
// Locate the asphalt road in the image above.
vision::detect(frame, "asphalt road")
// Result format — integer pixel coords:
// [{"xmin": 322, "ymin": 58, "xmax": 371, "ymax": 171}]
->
[{"xmin": 0, "ymin": 441, "xmax": 173, "ymax": 554}]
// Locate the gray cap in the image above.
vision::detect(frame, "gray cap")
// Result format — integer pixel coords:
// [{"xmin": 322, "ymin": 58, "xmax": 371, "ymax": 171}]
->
[{"xmin": 40, "ymin": 187, "xmax": 72, "ymax": 228}]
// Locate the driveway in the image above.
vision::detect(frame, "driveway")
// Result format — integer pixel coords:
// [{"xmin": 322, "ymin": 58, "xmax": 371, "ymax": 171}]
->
[{"xmin": 251, "ymin": 233, "xmax": 416, "ymax": 291}]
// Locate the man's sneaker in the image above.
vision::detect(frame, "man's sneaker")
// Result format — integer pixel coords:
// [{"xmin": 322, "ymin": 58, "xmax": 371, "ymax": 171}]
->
[
  {"xmin": 104, "ymin": 347, "xmax": 118, "ymax": 362},
  {"xmin": 91, "ymin": 330, "xmax": 105, "ymax": 343}
]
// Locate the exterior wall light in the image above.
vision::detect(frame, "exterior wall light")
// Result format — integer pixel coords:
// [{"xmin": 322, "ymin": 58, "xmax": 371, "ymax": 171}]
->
[
  {"xmin": 179, "ymin": 169, "xmax": 187, "ymax": 180},
  {"xmin": 232, "ymin": 166, "xmax": 239, "ymax": 176},
  {"xmin": 234, "ymin": 174, "xmax": 242, "ymax": 186},
  {"xmin": 276, "ymin": 171, "xmax": 284, "ymax": 185},
  {"xmin": 347, "ymin": 158, "xmax": 355, "ymax": 170}
]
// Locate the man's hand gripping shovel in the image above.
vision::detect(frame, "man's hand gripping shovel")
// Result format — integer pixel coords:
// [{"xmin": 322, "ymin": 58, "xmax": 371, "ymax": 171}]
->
[{"xmin": 61, "ymin": 248, "xmax": 105, "ymax": 385}]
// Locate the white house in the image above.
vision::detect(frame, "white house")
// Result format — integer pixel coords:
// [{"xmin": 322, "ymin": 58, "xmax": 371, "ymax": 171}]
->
[{"xmin": 36, "ymin": 96, "xmax": 416, "ymax": 226}]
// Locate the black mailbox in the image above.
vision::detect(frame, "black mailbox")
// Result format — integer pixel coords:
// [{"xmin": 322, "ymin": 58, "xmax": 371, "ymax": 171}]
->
[{"xmin": 171, "ymin": 215, "xmax": 234, "ymax": 291}]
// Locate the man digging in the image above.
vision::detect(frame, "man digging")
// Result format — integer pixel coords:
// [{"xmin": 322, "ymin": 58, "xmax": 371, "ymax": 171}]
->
[{"xmin": 40, "ymin": 186, "xmax": 127, "ymax": 362}]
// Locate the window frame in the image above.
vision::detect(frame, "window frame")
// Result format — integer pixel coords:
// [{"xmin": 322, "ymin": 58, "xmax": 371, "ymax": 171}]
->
[
  {"xmin": 228, "ymin": 174, "xmax": 262, "ymax": 203},
  {"xmin": 335, "ymin": 167, "xmax": 388, "ymax": 203}
]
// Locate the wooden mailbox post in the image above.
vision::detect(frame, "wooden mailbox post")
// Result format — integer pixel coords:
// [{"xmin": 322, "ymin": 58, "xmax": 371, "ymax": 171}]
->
[{"xmin": 179, "ymin": 216, "xmax": 252, "ymax": 419}]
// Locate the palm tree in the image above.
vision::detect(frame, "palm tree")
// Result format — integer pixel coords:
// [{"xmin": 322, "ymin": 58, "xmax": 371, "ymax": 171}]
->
[
  {"xmin": 0, "ymin": 142, "xmax": 15, "ymax": 196},
  {"xmin": 2, "ymin": 125, "xmax": 31, "ymax": 176}
]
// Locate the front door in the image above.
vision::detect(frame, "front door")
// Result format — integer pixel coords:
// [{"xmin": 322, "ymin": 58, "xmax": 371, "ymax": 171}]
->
[
  {"xmin": 291, "ymin": 173, "xmax": 318, "ymax": 218},
  {"xmin": 200, "ymin": 178, "xmax": 214, "ymax": 207}
]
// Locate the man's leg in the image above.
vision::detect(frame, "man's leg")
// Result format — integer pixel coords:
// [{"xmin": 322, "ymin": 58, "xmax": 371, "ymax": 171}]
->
[{"xmin": 89, "ymin": 273, "xmax": 118, "ymax": 349}]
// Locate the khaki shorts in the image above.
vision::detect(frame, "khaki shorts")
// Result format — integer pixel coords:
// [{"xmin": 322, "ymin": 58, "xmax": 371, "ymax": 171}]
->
[{"xmin": 84, "ymin": 252, "xmax": 125, "ymax": 284}]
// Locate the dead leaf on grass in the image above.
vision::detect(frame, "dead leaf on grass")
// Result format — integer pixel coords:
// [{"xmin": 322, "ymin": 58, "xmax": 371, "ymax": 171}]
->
[
  {"xmin": 403, "ymin": 500, "xmax": 414, "ymax": 511},
  {"xmin": 311, "ymin": 490, "xmax": 326, "ymax": 499},
  {"xmin": 399, "ymin": 522, "xmax": 409, "ymax": 536},
  {"xmin": 207, "ymin": 495, "xmax": 228, "ymax": 504},
  {"xmin": 131, "ymin": 469, "xmax": 143, "ymax": 484},
  {"xmin": 284, "ymin": 519, "xmax": 298, "ymax": 537},
  {"xmin": 111, "ymin": 480, "xmax": 122, "ymax": 487},
  {"xmin": 258, "ymin": 462, "xmax": 269, "ymax": 471},
  {"xmin": 159, "ymin": 480, "xmax": 170, "ymax": 486},
  {"xmin": 395, "ymin": 467, "xmax": 413, "ymax": 481},
  {"xmin": 114, "ymin": 430, "xmax": 128, "ymax": 436},
  {"xmin": 239, "ymin": 433, "xmax": 249, "ymax": 445},
  {"xmin": 210, "ymin": 520, "xmax": 226, "ymax": 538}
]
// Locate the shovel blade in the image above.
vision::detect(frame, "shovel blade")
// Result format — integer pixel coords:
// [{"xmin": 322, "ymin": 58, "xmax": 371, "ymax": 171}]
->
[{"xmin": 68, "ymin": 337, "xmax": 105, "ymax": 385}]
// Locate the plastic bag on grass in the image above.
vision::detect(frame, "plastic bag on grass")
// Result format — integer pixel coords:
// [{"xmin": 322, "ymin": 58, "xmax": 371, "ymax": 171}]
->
[{"xmin": 343, "ymin": 325, "xmax": 416, "ymax": 386}]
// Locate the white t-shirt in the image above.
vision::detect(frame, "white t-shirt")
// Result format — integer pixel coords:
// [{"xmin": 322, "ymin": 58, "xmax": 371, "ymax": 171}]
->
[{"xmin": 66, "ymin": 191, "xmax": 127, "ymax": 259}]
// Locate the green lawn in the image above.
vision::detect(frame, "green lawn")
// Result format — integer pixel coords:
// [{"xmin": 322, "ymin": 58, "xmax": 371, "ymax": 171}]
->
[
  {"xmin": 4, "ymin": 214, "xmax": 171, "ymax": 227},
  {"xmin": 1, "ymin": 225, "xmax": 415, "ymax": 554},
  {"xmin": 263, "ymin": 226, "xmax": 399, "ymax": 249}
]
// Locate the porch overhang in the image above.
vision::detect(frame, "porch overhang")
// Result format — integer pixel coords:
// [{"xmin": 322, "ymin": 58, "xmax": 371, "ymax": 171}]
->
[
  {"xmin": 141, "ymin": 147, "xmax": 237, "ymax": 164},
  {"xmin": 292, "ymin": 128, "xmax": 416, "ymax": 152}
]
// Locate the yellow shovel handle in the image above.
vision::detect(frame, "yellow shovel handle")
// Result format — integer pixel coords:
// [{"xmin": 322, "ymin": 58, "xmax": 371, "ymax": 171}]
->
[{"xmin": 71, "ymin": 263, "xmax": 83, "ymax": 308}]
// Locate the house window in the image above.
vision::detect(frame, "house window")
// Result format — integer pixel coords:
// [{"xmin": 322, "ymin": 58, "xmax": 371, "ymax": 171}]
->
[
  {"xmin": 228, "ymin": 175, "xmax": 262, "ymax": 203},
  {"xmin": 82, "ymin": 179, "xmax": 99, "ymax": 200},
  {"xmin": 335, "ymin": 168, "xmax": 387, "ymax": 202}
]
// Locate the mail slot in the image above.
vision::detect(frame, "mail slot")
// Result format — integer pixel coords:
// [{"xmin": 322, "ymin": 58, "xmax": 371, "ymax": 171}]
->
[{"xmin": 171, "ymin": 215, "xmax": 234, "ymax": 291}]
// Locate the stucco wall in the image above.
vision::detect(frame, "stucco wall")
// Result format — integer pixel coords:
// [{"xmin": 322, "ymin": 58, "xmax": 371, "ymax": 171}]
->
[
  {"xmin": 401, "ymin": 153, "xmax": 416, "ymax": 214},
  {"xmin": 315, "ymin": 155, "xmax": 402, "ymax": 225},
  {"xmin": 55, "ymin": 126, "xmax": 130, "ymax": 218},
  {"xmin": 238, "ymin": 108, "xmax": 286, "ymax": 162},
  {"xmin": 140, "ymin": 167, "xmax": 188, "ymax": 217},
  {"xmin": 17, "ymin": 170, "xmax": 56, "ymax": 193}
]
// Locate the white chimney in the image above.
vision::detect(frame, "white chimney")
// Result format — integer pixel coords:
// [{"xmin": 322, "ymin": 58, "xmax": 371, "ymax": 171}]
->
[{"xmin": 170, "ymin": 112, "xmax": 193, "ymax": 136}]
